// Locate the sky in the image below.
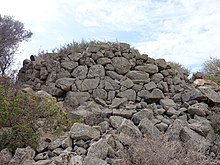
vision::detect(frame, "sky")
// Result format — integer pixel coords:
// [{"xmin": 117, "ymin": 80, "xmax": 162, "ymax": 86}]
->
[{"xmin": 0, "ymin": 0, "xmax": 220, "ymax": 73}]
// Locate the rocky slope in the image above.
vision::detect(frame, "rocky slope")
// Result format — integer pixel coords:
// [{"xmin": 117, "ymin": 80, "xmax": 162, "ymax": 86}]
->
[{"xmin": 2, "ymin": 42, "xmax": 220, "ymax": 164}]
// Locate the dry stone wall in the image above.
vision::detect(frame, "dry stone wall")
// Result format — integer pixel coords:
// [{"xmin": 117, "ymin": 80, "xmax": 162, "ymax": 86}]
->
[
  {"xmin": 5, "ymin": 42, "xmax": 220, "ymax": 165},
  {"xmin": 18, "ymin": 43, "xmax": 189, "ymax": 107}
]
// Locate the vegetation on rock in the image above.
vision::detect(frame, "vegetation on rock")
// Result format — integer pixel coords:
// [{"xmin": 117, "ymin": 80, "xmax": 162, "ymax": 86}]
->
[{"xmin": 0, "ymin": 77, "xmax": 75, "ymax": 153}]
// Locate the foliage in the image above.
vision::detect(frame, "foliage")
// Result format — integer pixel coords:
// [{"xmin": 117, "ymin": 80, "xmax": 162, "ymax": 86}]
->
[
  {"xmin": 203, "ymin": 57, "xmax": 220, "ymax": 76},
  {"xmin": 0, "ymin": 15, "xmax": 32, "ymax": 76},
  {"xmin": 168, "ymin": 61, "xmax": 190, "ymax": 76},
  {"xmin": 0, "ymin": 78, "xmax": 74, "ymax": 153},
  {"xmin": 208, "ymin": 74, "xmax": 220, "ymax": 86},
  {"xmin": 37, "ymin": 39, "xmax": 116, "ymax": 59},
  {"xmin": 202, "ymin": 57, "xmax": 220, "ymax": 85}
]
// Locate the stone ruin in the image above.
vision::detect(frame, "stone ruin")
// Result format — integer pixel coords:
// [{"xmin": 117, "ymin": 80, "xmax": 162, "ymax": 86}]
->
[
  {"xmin": 3, "ymin": 42, "xmax": 220, "ymax": 164},
  {"xmin": 18, "ymin": 43, "xmax": 192, "ymax": 106}
]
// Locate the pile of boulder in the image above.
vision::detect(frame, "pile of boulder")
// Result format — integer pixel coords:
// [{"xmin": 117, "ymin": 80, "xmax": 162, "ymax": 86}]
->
[{"xmin": 1, "ymin": 42, "xmax": 220, "ymax": 164}]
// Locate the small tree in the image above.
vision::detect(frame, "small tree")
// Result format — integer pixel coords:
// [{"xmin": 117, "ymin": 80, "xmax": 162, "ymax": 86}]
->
[
  {"xmin": 202, "ymin": 57, "xmax": 220, "ymax": 85},
  {"xmin": 0, "ymin": 15, "xmax": 32, "ymax": 76},
  {"xmin": 203, "ymin": 57, "xmax": 220, "ymax": 76}
]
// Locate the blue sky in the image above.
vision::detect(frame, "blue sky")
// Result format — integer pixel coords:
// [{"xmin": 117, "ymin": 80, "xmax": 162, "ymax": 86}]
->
[{"xmin": 0, "ymin": 0, "xmax": 220, "ymax": 73}]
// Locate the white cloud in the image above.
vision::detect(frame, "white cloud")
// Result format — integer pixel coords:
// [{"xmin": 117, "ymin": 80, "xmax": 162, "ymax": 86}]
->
[{"xmin": 0, "ymin": 0, "xmax": 220, "ymax": 72}]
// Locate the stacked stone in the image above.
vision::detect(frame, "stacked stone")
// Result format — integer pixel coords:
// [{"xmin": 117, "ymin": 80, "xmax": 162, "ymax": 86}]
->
[
  {"xmin": 3, "ymin": 42, "xmax": 219, "ymax": 164},
  {"xmin": 18, "ymin": 43, "xmax": 188, "ymax": 106}
]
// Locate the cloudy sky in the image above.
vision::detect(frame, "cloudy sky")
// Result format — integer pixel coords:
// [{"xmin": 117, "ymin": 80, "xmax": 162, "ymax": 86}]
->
[{"xmin": 0, "ymin": 0, "xmax": 220, "ymax": 73}]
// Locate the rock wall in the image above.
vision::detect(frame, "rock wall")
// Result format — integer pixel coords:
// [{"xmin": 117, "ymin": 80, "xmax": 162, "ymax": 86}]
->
[
  {"xmin": 18, "ymin": 42, "xmax": 190, "ymax": 107},
  {"xmin": 5, "ymin": 42, "xmax": 220, "ymax": 164}
]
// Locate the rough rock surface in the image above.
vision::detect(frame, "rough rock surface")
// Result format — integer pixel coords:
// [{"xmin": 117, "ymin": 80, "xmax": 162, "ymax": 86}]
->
[{"xmin": 11, "ymin": 42, "xmax": 220, "ymax": 164}]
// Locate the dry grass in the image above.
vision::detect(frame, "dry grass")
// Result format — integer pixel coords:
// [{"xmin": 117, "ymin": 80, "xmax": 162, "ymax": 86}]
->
[{"xmin": 120, "ymin": 134, "xmax": 219, "ymax": 165}]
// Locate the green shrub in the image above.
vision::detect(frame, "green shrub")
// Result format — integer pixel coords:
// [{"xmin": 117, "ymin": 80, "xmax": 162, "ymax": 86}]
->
[
  {"xmin": 207, "ymin": 74, "xmax": 220, "ymax": 86},
  {"xmin": 0, "ymin": 78, "xmax": 75, "ymax": 153}
]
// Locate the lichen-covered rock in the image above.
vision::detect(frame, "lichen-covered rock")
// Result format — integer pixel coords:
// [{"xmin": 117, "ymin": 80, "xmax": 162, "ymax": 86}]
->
[
  {"xmin": 138, "ymin": 118, "xmax": 161, "ymax": 137},
  {"xmin": 132, "ymin": 109, "xmax": 154, "ymax": 124},
  {"xmin": 187, "ymin": 103, "xmax": 208, "ymax": 117},
  {"xmin": 60, "ymin": 61, "xmax": 78, "ymax": 72},
  {"xmin": 155, "ymin": 58, "xmax": 167, "ymax": 70},
  {"xmin": 126, "ymin": 71, "xmax": 150, "ymax": 83},
  {"xmin": 70, "ymin": 123, "xmax": 100, "ymax": 140},
  {"xmin": 135, "ymin": 64, "xmax": 158, "ymax": 74},
  {"xmin": 9, "ymin": 147, "xmax": 35, "ymax": 165},
  {"xmin": 112, "ymin": 57, "xmax": 131, "ymax": 74},
  {"xmin": 55, "ymin": 78, "xmax": 75, "ymax": 91},
  {"xmin": 80, "ymin": 78, "xmax": 100, "ymax": 91},
  {"xmin": 71, "ymin": 66, "xmax": 88, "ymax": 79},
  {"xmin": 160, "ymin": 98, "xmax": 176, "ymax": 110},
  {"xmin": 87, "ymin": 138, "xmax": 110, "ymax": 159},
  {"xmin": 83, "ymin": 156, "xmax": 108, "ymax": 165},
  {"xmin": 118, "ymin": 118, "xmax": 142, "ymax": 138},
  {"xmin": 93, "ymin": 89, "xmax": 108, "ymax": 100},
  {"xmin": 64, "ymin": 91, "xmax": 90, "ymax": 106},
  {"xmin": 117, "ymin": 89, "xmax": 136, "ymax": 101},
  {"xmin": 87, "ymin": 64, "xmax": 105, "ymax": 78},
  {"xmin": 0, "ymin": 148, "xmax": 12, "ymax": 165}
]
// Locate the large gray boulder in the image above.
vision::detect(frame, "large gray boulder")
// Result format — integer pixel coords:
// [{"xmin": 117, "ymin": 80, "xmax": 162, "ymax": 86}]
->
[
  {"xmin": 80, "ymin": 78, "xmax": 100, "ymax": 91},
  {"xmin": 117, "ymin": 89, "xmax": 136, "ymax": 101},
  {"xmin": 71, "ymin": 66, "xmax": 88, "ymax": 79},
  {"xmin": 120, "ymin": 78, "xmax": 134, "ymax": 89},
  {"xmin": 145, "ymin": 88, "xmax": 164, "ymax": 102},
  {"xmin": 110, "ymin": 116, "xmax": 142, "ymax": 138},
  {"xmin": 110, "ymin": 98, "xmax": 127, "ymax": 108},
  {"xmin": 97, "ymin": 57, "xmax": 112, "ymax": 65},
  {"xmin": 144, "ymin": 82, "xmax": 157, "ymax": 91},
  {"xmin": 126, "ymin": 71, "xmax": 150, "ymax": 83},
  {"xmin": 87, "ymin": 64, "xmax": 105, "ymax": 78},
  {"xmin": 68, "ymin": 53, "xmax": 83, "ymax": 61},
  {"xmin": 187, "ymin": 103, "xmax": 208, "ymax": 117},
  {"xmin": 180, "ymin": 126, "xmax": 210, "ymax": 150},
  {"xmin": 189, "ymin": 120, "xmax": 213, "ymax": 137},
  {"xmin": 70, "ymin": 123, "xmax": 100, "ymax": 140},
  {"xmin": 104, "ymin": 77, "xmax": 120, "ymax": 91},
  {"xmin": 93, "ymin": 89, "xmax": 108, "ymax": 100},
  {"xmin": 55, "ymin": 78, "xmax": 75, "ymax": 91},
  {"xmin": 60, "ymin": 61, "xmax": 78, "ymax": 72},
  {"xmin": 167, "ymin": 119, "xmax": 188, "ymax": 140},
  {"xmin": 150, "ymin": 73, "xmax": 164, "ymax": 83},
  {"xmin": 156, "ymin": 58, "xmax": 167, "ymax": 70},
  {"xmin": 87, "ymin": 138, "xmax": 110, "ymax": 159},
  {"xmin": 112, "ymin": 109, "xmax": 137, "ymax": 119},
  {"xmin": 83, "ymin": 156, "xmax": 108, "ymax": 165},
  {"xmin": 181, "ymin": 88, "xmax": 206, "ymax": 102},
  {"xmin": 0, "ymin": 149, "xmax": 12, "ymax": 165},
  {"xmin": 138, "ymin": 118, "xmax": 161, "ymax": 137},
  {"xmin": 118, "ymin": 118, "xmax": 142, "ymax": 138},
  {"xmin": 160, "ymin": 98, "xmax": 176, "ymax": 110},
  {"xmin": 199, "ymin": 86, "xmax": 220, "ymax": 104},
  {"xmin": 112, "ymin": 57, "xmax": 131, "ymax": 74},
  {"xmin": 110, "ymin": 116, "xmax": 125, "ymax": 129},
  {"xmin": 9, "ymin": 147, "xmax": 35, "ymax": 165},
  {"xmin": 44, "ymin": 83, "xmax": 64, "ymax": 96},
  {"xmin": 135, "ymin": 64, "xmax": 158, "ymax": 74},
  {"xmin": 64, "ymin": 91, "xmax": 90, "ymax": 106},
  {"xmin": 132, "ymin": 109, "xmax": 154, "ymax": 125},
  {"xmin": 106, "ymin": 71, "xmax": 123, "ymax": 81}
]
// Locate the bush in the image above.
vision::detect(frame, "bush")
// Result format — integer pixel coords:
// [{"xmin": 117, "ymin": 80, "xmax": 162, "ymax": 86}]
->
[
  {"xmin": 121, "ymin": 135, "xmax": 219, "ymax": 165},
  {"xmin": 203, "ymin": 58, "xmax": 220, "ymax": 76},
  {"xmin": 203, "ymin": 58, "xmax": 220, "ymax": 85},
  {"xmin": 0, "ymin": 78, "xmax": 74, "ymax": 153}
]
